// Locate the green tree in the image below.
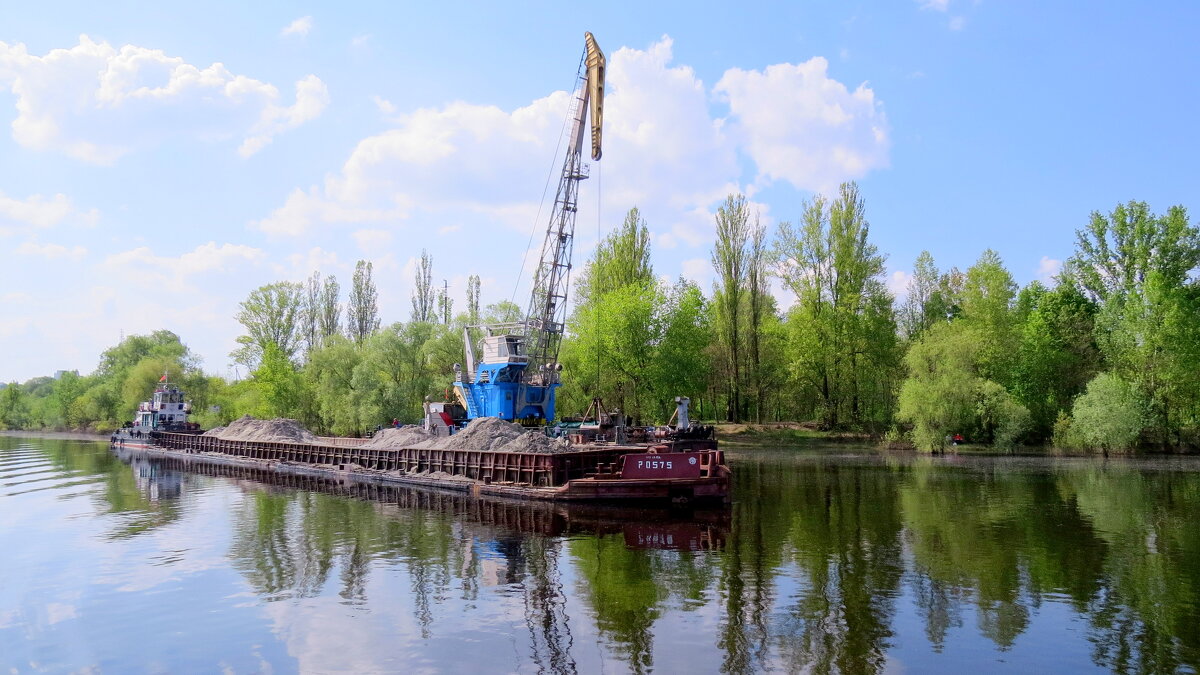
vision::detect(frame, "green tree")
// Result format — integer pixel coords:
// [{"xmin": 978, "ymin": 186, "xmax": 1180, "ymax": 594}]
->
[
  {"xmin": 232, "ymin": 282, "xmax": 304, "ymax": 367},
  {"xmin": 897, "ymin": 322, "xmax": 983, "ymax": 452},
  {"xmin": 899, "ymin": 251, "xmax": 943, "ymax": 340},
  {"xmin": 957, "ymin": 249, "xmax": 1018, "ymax": 385},
  {"xmin": 775, "ymin": 182, "xmax": 897, "ymax": 429},
  {"xmin": 319, "ymin": 274, "xmax": 341, "ymax": 340},
  {"xmin": 348, "ymin": 260, "xmax": 381, "ymax": 345},
  {"xmin": 1009, "ymin": 281, "xmax": 1100, "ymax": 437},
  {"xmin": 466, "ymin": 275, "xmax": 481, "ymax": 325},
  {"xmin": 711, "ymin": 194, "xmax": 751, "ymax": 422},
  {"xmin": 411, "ymin": 250, "xmax": 435, "ymax": 323},
  {"xmin": 576, "ymin": 207, "xmax": 653, "ymax": 304},
  {"xmin": 898, "ymin": 321, "xmax": 1030, "ymax": 452},
  {"xmin": 251, "ymin": 342, "xmax": 306, "ymax": 419},
  {"xmin": 1065, "ymin": 201, "xmax": 1200, "ymax": 444},
  {"xmin": 305, "ymin": 335, "xmax": 365, "ymax": 435},
  {"xmin": 1069, "ymin": 372, "xmax": 1146, "ymax": 453},
  {"xmin": 301, "ymin": 271, "xmax": 322, "ymax": 357}
]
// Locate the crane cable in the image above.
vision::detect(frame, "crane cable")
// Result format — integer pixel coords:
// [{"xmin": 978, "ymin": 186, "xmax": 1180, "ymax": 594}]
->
[{"xmin": 595, "ymin": 155, "xmax": 602, "ymax": 395}]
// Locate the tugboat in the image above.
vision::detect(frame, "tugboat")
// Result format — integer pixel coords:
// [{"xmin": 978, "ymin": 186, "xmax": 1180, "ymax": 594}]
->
[{"xmin": 112, "ymin": 374, "xmax": 200, "ymax": 449}]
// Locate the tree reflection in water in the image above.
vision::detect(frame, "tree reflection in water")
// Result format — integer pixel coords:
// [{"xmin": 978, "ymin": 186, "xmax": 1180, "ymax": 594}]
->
[{"xmin": 98, "ymin": 447, "xmax": 1200, "ymax": 673}]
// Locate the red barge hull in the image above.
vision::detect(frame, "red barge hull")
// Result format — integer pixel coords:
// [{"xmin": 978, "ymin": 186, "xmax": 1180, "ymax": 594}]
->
[{"xmin": 111, "ymin": 430, "xmax": 730, "ymax": 505}]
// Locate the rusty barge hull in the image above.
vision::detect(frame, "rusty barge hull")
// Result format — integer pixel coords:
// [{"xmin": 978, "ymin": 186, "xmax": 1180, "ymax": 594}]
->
[{"xmin": 112, "ymin": 430, "xmax": 729, "ymax": 504}]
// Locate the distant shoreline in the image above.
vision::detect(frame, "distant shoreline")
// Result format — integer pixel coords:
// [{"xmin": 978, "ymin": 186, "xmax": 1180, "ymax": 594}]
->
[{"xmin": 0, "ymin": 429, "xmax": 109, "ymax": 442}]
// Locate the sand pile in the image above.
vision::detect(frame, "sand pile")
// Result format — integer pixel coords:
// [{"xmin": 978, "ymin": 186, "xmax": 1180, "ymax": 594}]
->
[
  {"xmin": 203, "ymin": 415, "xmax": 317, "ymax": 444},
  {"xmin": 422, "ymin": 417, "xmax": 575, "ymax": 454},
  {"xmin": 498, "ymin": 430, "xmax": 573, "ymax": 454},
  {"xmin": 429, "ymin": 417, "xmax": 526, "ymax": 452},
  {"xmin": 362, "ymin": 426, "xmax": 436, "ymax": 449}
]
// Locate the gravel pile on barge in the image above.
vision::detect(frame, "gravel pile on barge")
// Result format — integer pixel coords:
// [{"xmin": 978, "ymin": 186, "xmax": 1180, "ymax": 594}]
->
[
  {"xmin": 362, "ymin": 417, "xmax": 573, "ymax": 454},
  {"xmin": 362, "ymin": 426, "xmax": 435, "ymax": 449},
  {"xmin": 204, "ymin": 416, "xmax": 318, "ymax": 444}
]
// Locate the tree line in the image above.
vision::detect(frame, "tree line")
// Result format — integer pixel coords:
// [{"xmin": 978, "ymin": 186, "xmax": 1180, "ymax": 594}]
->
[{"xmin": 2, "ymin": 186, "xmax": 1197, "ymax": 452}]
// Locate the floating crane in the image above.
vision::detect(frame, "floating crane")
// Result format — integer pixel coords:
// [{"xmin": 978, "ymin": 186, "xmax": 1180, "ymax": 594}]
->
[{"xmin": 451, "ymin": 32, "xmax": 605, "ymax": 426}]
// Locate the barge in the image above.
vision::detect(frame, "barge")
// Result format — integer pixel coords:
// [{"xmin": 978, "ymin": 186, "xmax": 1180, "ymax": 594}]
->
[
  {"xmin": 113, "ymin": 376, "xmax": 728, "ymax": 504},
  {"xmin": 114, "ymin": 428, "xmax": 729, "ymax": 505},
  {"xmin": 115, "ymin": 446, "xmax": 729, "ymax": 551}
]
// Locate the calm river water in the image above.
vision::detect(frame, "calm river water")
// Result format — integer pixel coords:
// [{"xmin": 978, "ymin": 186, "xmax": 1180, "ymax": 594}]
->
[{"xmin": 2, "ymin": 435, "xmax": 1199, "ymax": 674}]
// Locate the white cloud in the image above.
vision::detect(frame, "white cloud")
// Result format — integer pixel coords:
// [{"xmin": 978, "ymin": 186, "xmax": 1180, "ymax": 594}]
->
[
  {"xmin": 372, "ymin": 95, "xmax": 396, "ymax": 115},
  {"xmin": 15, "ymin": 241, "xmax": 87, "ymax": 260},
  {"xmin": 281, "ymin": 16, "xmax": 313, "ymax": 38},
  {"xmin": 949, "ymin": 16, "xmax": 967, "ymax": 30},
  {"xmin": 351, "ymin": 35, "xmax": 371, "ymax": 49},
  {"xmin": 239, "ymin": 75, "xmax": 330, "ymax": 157},
  {"xmin": 0, "ymin": 190, "xmax": 98, "ymax": 234},
  {"xmin": 352, "ymin": 228, "xmax": 393, "ymax": 252},
  {"xmin": 715, "ymin": 57, "xmax": 890, "ymax": 193},
  {"xmin": 0, "ymin": 35, "xmax": 328, "ymax": 163},
  {"xmin": 104, "ymin": 241, "xmax": 265, "ymax": 291},
  {"xmin": 436, "ymin": 224, "xmax": 461, "ymax": 235},
  {"xmin": 888, "ymin": 269, "xmax": 912, "ymax": 299},
  {"xmin": 253, "ymin": 186, "xmax": 408, "ymax": 236},
  {"xmin": 681, "ymin": 257, "xmax": 712, "ymax": 288},
  {"xmin": 1037, "ymin": 256, "xmax": 1062, "ymax": 283},
  {"xmin": 254, "ymin": 36, "xmax": 747, "ymax": 250},
  {"xmin": 919, "ymin": 0, "xmax": 950, "ymax": 11}
]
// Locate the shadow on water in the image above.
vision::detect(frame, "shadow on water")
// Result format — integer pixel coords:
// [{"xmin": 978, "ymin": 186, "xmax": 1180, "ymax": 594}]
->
[{"xmin": 6, "ymin": 435, "xmax": 1200, "ymax": 674}]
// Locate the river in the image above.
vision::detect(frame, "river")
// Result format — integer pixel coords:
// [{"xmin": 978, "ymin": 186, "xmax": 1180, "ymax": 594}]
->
[{"xmin": 2, "ymin": 435, "xmax": 1198, "ymax": 674}]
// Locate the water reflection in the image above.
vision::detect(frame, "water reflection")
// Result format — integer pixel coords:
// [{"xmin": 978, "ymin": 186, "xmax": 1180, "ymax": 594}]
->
[{"xmin": 5, "ymin": 437, "xmax": 1200, "ymax": 674}]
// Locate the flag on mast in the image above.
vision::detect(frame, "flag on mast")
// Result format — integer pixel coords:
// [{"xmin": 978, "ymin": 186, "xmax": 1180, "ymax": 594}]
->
[{"xmin": 159, "ymin": 373, "xmax": 168, "ymax": 382}]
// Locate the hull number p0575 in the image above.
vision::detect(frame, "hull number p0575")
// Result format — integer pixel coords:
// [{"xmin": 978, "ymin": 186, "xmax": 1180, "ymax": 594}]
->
[
  {"xmin": 621, "ymin": 453, "xmax": 704, "ymax": 479},
  {"xmin": 637, "ymin": 459, "xmax": 673, "ymax": 470}
]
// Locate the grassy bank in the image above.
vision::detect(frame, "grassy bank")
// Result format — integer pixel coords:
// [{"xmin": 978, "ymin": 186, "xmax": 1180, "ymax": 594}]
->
[{"xmin": 714, "ymin": 423, "xmax": 879, "ymax": 448}]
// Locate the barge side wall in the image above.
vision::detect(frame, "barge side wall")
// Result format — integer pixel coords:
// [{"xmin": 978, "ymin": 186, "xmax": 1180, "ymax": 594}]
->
[{"xmin": 151, "ymin": 431, "xmax": 632, "ymax": 487}]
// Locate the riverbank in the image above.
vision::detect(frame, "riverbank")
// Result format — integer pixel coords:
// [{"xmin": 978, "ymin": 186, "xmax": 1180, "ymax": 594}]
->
[{"xmin": 715, "ymin": 423, "xmax": 878, "ymax": 448}]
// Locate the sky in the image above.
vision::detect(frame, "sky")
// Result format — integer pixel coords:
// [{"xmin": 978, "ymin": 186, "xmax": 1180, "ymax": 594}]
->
[{"xmin": 1, "ymin": 1, "xmax": 1196, "ymax": 382}]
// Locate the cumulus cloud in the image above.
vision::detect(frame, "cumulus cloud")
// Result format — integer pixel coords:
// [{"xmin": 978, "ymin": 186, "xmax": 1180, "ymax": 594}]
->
[
  {"xmin": 0, "ymin": 190, "xmax": 98, "ymax": 234},
  {"xmin": 1037, "ymin": 256, "xmax": 1062, "ymax": 283},
  {"xmin": 352, "ymin": 228, "xmax": 393, "ymax": 252},
  {"xmin": 888, "ymin": 269, "xmax": 912, "ymax": 299},
  {"xmin": 715, "ymin": 57, "xmax": 890, "ymax": 193},
  {"xmin": 0, "ymin": 35, "xmax": 328, "ymax": 163},
  {"xmin": 104, "ymin": 241, "xmax": 265, "ymax": 291},
  {"xmin": 252, "ymin": 36, "xmax": 742, "ymax": 246},
  {"xmin": 281, "ymin": 16, "xmax": 313, "ymax": 37},
  {"xmin": 15, "ymin": 241, "xmax": 87, "ymax": 261},
  {"xmin": 251, "ymin": 33, "xmax": 890, "ymax": 293}
]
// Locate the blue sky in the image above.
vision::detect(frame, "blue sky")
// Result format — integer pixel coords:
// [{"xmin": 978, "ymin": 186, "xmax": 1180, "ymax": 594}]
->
[{"xmin": 1, "ymin": 1, "xmax": 1196, "ymax": 382}]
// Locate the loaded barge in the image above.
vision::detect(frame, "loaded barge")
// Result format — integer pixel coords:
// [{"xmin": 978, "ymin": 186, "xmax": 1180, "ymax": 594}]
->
[
  {"xmin": 114, "ymin": 428, "xmax": 729, "ymax": 504},
  {"xmin": 113, "ymin": 381, "xmax": 729, "ymax": 504}
]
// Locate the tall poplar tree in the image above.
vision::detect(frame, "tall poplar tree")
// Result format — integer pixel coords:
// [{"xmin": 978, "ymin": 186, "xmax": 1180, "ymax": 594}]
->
[
  {"xmin": 711, "ymin": 194, "xmax": 751, "ymax": 422},
  {"xmin": 319, "ymin": 275, "xmax": 341, "ymax": 340},
  {"xmin": 466, "ymin": 275, "xmax": 481, "ymax": 325},
  {"xmin": 411, "ymin": 249, "xmax": 435, "ymax": 323},
  {"xmin": 347, "ymin": 260, "xmax": 380, "ymax": 346}
]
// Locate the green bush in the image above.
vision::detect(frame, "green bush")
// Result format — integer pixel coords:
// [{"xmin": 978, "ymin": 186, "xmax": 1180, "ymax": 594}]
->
[{"xmin": 1069, "ymin": 372, "xmax": 1145, "ymax": 452}]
